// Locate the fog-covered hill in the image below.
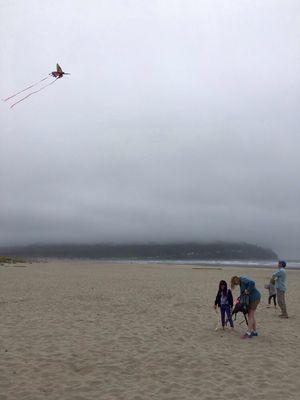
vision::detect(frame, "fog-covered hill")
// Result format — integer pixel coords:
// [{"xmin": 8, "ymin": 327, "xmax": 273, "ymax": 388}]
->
[{"xmin": 0, "ymin": 242, "xmax": 277, "ymax": 260}]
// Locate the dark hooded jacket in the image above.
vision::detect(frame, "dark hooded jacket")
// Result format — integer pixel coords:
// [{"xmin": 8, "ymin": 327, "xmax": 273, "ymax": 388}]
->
[{"xmin": 214, "ymin": 289, "xmax": 233, "ymax": 308}]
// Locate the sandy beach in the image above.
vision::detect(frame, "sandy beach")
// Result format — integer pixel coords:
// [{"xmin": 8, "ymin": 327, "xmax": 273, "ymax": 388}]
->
[{"xmin": 0, "ymin": 260, "xmax": 299, "ymax": 400}]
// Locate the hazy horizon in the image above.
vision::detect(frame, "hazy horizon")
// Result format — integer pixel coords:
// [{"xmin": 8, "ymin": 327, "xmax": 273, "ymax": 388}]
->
[
  {"xmin": 1, "ymin": 1, "xmax": 300, "ymax": 258},
  {"xmin": 0, "ymin": 240, "xmax": 287, "ymax": 260}
]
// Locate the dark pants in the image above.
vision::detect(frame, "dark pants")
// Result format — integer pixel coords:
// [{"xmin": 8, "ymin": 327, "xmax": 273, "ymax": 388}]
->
[
  {"xmin": 220, "ymin": 305, "xmax": 234, "ymax": 327},
  {"xmin": 268, "ymin": 294, "xmax": 277, "ymax": 306}
]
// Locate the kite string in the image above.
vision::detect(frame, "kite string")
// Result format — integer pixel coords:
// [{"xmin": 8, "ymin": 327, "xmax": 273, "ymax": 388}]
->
[
  {"xmin": 10, "ymin": 78, "xmax": 59, "ymax": 109},
  {"xmin": 3, "ymin": 76, "xmax": 50, "ymax": 102}
]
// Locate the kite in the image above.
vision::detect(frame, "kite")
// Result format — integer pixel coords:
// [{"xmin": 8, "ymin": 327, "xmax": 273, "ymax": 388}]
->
[
  {"xmin": 2, "ymin": 63, "xmax": 70, "ymax": 109},
  {"xmin": 50, "ymin": 63, "xmax": 70, "ymax": 79}
]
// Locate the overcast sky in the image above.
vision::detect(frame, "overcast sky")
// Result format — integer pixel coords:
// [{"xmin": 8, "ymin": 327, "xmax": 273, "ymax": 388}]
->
[{"xmin": 1, "ymin": 0, "xmax": 300, "ymax": 258}]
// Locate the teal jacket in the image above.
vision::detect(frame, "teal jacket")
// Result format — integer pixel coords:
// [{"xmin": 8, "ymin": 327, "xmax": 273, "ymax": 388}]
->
[{"xmin": 239, "ymin": 276, "xmax": 261, "ymax": 303}]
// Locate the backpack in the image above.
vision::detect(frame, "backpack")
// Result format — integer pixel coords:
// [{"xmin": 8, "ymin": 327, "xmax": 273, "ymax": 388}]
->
[
  {"xmin": 239, "ymin": 293, "xmax": 250, "ymax": 310},
  {"xmin": 231, "ymin": 294, "xmax": 250, "ymax": 325}
]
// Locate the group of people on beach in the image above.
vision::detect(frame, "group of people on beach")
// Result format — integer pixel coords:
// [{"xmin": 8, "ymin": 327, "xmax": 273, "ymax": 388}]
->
[{"xmin": 214, "ymin": 260, "xmax": 288, "ymax": 339}]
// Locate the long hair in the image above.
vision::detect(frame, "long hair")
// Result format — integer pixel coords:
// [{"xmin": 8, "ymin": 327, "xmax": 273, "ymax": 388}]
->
[
  {"xmin": 218, "ymin": 280, "xmax": 227, "ymax": 295},
  {"xmin": 231, "ymin": 276, "xmax": 240, "ymax": 289}
]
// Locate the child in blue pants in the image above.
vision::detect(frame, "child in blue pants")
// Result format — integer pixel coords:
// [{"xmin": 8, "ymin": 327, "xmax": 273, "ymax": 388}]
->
[{"xmin": 214, "ymin": 280, "xmax": 234, "ymax": 329}]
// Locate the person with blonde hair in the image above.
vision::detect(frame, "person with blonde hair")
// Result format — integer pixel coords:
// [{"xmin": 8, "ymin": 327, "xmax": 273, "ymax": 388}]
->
[
  {"xmin": 231, "ymin": 275, "xmax": 261, "ymax": 339},
  {"xmin": 264, "ymin": 278, "xmax": 277, "ymax": 308}
]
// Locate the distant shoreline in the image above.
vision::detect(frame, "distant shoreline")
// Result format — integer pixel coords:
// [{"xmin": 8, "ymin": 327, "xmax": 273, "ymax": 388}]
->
[
  {"xmin": 16, "ymin": 257, "xmax": 300, "ymax": 270},
  {"xmin": 99, "ymin": 258, "xmax": 300, "ymax": 269}
]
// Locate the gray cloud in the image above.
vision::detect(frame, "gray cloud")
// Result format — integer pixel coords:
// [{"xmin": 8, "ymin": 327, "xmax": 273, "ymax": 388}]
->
[{"xmin": 1, "ymin": 1, "xmax": 300, "ymax": 257}]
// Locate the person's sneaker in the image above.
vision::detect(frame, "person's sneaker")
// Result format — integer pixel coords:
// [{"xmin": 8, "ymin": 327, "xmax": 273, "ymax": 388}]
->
[
  {"xmin": 250, "ymin": 331, "xmax": 258, "ymax": 337},
  {"xmin": 279, "ymin": 314, "xmax": 289, "ymax": 318},
  {"xmin": 241, "ymin": 332, "xmax": 252, "ymax": 339}
]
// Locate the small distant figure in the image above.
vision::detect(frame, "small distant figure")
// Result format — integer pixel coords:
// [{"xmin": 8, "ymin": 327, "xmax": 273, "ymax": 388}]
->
[
  {"xmin": 264, "ymin": 278, "xmax": 277, "ymax": 308},
  {"xmin": 272, "ymin": 260, "xmax": 288, "ymax": 318},
  {"xmin": 214, "ymin": 280, "xmax": 234, "ymax": 330}
]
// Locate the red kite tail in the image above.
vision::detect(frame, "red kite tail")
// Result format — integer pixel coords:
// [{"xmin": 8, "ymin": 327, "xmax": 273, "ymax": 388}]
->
[
  {"xmin": 3, "ymin": 76, "xmax": 50, "ymax": 102},
  {"xmin": 10, "ymin": 78, "xmax": 59, "ymax": 109}
]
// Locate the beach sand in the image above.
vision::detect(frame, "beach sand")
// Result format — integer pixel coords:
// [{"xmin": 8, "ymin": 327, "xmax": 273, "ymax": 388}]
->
[{"xmin": 0, "ymin": 260, "xmax": 299, "ymax": 400}]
